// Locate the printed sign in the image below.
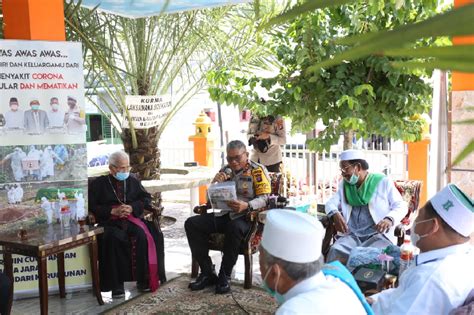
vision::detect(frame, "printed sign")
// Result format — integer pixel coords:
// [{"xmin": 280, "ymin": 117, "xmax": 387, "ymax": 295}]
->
[
  {"xmin": 122, "ymin": 95, "xmax": 172, "ymax": 129},
  {"xmin": 0, "ymin": 39, "xmax": 89, "ymax": 295}
]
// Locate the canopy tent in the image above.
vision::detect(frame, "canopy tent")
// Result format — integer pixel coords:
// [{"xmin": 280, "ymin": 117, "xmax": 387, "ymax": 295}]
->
[{"xmin": 74, "ymin": 0, "xmax": 251, "ymax": 18}]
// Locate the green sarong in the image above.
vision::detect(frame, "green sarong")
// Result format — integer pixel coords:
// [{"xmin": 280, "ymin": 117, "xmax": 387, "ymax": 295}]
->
[{"xmin": 344, "ymin": 173, "xmax": 385, "ymax": 207}]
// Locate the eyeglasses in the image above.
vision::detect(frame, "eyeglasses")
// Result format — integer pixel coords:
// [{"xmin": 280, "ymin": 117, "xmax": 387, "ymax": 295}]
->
[
  {"xmin": 226, "ymin": 153, "xmax": 246, "ymax": 163},
  {"xmin": 339, "ymin": 164, "xmax": 354, "ymax": 175}
]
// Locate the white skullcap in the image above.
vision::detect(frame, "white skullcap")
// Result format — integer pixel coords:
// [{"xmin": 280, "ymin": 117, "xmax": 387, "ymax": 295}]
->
[
  {"xmin": 261, "ymin": 210, "xmax": 324, "ymax": 263},
  {"xmin": 430, "ymin": 184, "xmax": 474, "ymax": 237},
  {"xmin": 340, "ymin": 149, "xmax": 364, "ymax": 161},
  {"xmin": 67, "ymin": 96, "xmax": 77, "ymax": 102}
]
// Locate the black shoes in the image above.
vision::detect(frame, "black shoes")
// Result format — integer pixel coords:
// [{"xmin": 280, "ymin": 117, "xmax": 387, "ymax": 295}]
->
[
  {"xmin": 188, "ymin": 271, "xmax": 218, "ymax": 291},
  {"xmin": 111, "ymin": 284, "xmax": 125, "ymax": 298},
  {"xmin": 137, "ymin": 282, "xmax": 151, "ymax": 292},
  {"xmin": 215, "ymin": 271, "xmax": 231, "ymax": 294}
]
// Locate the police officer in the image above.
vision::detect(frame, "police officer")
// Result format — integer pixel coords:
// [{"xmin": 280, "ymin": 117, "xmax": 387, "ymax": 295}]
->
[
  {"xmin": 247, "ymin": 109, "xmax": 286, "ymax": 173},
  {"xmin": 185, "ymin": 140, "xmax": 270, "ymax": 294}
]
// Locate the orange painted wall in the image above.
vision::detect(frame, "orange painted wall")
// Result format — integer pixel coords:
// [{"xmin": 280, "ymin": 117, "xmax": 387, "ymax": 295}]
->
[
  {"xmin": 452, "ymin": 0, "xmax": 474, "ymax": 91},
  {"xmin": 3, "ymin": 0, "xmax": 66, "ymax": 41}
]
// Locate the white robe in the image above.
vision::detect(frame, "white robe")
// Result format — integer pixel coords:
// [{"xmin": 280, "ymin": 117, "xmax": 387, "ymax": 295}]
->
[
  {"xmin": 372, "ymin": 243, "xmax": 474, "ymax": 315},
  {"xmin": 4, "ymin": 110, "xmax": 24, "ymax": 129},
  {"xmin": 47, "ymin": 109, "xmax": 65, "ymax": 128},
  {"xmin": 276, "ymin": 271, "xmax": 366, "ymax": 315},
  {"xmin": 14, "ymin": 186, "xmax": 23, "ymax": 203},
  {"xmin": 325, "ymin": 176, "xmax": 407, "ymax": 244},
  {"xmin": 7, "ymin": 188, "xmax": 16, "ymax": 204}
]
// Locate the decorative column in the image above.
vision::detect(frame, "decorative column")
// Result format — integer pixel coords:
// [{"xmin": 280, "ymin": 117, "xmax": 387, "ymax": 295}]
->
[{"xmin": 189, "ymin": 112, "xmax": 214, "ymax": 204}]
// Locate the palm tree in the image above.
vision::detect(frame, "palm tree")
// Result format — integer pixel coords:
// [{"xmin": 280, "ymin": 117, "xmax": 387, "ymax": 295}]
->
[{"xmin": 64, "ymin": 1, "xmax": 279, "ymax": 182}]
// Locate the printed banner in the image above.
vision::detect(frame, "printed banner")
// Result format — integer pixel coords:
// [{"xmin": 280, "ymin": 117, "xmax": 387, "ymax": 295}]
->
[
  {"xmin": 122, "ymin": 95, "xmax": 172, "ymax": 129},
  {"xmin": 0, "ymin": 40, "xmax": 90, "ymax": 294}
]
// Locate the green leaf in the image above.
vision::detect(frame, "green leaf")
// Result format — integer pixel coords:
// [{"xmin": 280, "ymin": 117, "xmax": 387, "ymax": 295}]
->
[
  {"xmin": 452, "ymin": 139, "xmax": 474, "ymax": 166},
  {"xmin": 261, "ymin": 0, "xmax": 355, "ymax": 30},
  {"xmin": 391, "ymin": 59, "xmax": 474, "ymax": 73},
  {"xmin": 384, "ymin": 45, "xmax": 474, "ymax": 60},
  {"xmin": 308, "ymin": 4, "xmax": 474, "ymax": 72},
  {"xmin": 453, "ymin": 119, "xmax": 474, "ymax": 125}
]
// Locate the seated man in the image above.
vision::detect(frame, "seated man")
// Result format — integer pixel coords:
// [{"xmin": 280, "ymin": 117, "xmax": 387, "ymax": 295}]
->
[
  {"xmin": 370, "ymin": 184, "xmax": 474, "ymax": 314},
  {"xmin": 88, "ymin": 151, "xmax": 166, "ymax": 298},
  {"xmin": 0, "ymin": 271, "xmax": 12, "ymax": 315},
  {"xmin": 259, "ymin": 210, "xmax": 369, "ymax": 314},
  {"xmin": 325, "ymin": 149, "xmax": 407, "ymax": 264},
  {"xmin": 185, "ymin": 140, "xmax": 270, "ymax": 294}
]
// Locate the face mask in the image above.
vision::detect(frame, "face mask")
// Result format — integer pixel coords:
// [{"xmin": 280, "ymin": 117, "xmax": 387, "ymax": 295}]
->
[
  {"xmin": 262, "ymin": 265, "xmax": 285, "ymax": 305},
  {"xmin": 31, "ymin": 105, "xmax": 40, "ymax": 110},
  {"xmin": 114, "ymin": 172, "xmax": 130, "ymax": 181},
  {"xmin": 51, "ymin": 104, "xmax": 59, "ymax": 110},
  {"xmin": 344, "ymin": 169, "xmax": 359, "ymax": 185},
  {"xmin": 10, "ymin": 104, "xmax": 18, "ymax": 111},
  {"xmin": 410, "ymin": 218, "xmax": 434, "ymax": 246}
]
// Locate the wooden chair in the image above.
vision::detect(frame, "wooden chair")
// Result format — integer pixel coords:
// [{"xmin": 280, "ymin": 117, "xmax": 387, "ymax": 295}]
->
[
  {"xmin": 87, "ymin": 174, "xmax": 163, "ymax": 282},
  {"xmin": 321, "ymin": 179, "xmax": 423, "ymax": 257},
  {"xmin": 190, "ymin": 172, "xmax": 286, "ymax": 289}
]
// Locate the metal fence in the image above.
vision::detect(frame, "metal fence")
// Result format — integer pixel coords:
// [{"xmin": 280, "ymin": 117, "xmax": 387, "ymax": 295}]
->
[
  {"xmin": 281, "ymin": 145, "xmax": 407, "ymax": 203},
  {"xmin": 159, "ymin": 141, "xmax": 407, "ymax": 203}
]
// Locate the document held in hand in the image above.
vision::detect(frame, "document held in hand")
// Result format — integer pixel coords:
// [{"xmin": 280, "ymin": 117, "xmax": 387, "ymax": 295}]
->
[{"xmin": 208, "ymin": 181, "xmax": 237, "ymax": 211}]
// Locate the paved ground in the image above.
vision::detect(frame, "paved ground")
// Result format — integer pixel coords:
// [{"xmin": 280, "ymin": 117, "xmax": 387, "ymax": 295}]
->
[{"xmin": 11, "ymin": 189, "xmax": 263, "ymax": 314}]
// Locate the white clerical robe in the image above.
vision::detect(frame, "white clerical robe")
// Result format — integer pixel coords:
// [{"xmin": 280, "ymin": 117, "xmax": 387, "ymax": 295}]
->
[
  {"xmin": 277, "ymin": 271, "xmax": 366, "ymax": 315},
  {"xmin": 372, "ymin": 243, "xmax": 474, "ymax": 315}
]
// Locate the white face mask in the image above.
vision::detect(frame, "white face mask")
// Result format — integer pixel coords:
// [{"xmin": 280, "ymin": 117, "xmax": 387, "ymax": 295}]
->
[{"xmin": 410, "ymin": 218, "xmax": 434, "ymax": 246}]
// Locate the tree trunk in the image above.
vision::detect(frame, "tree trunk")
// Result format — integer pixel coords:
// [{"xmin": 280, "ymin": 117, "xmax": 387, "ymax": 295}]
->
[
  {"xmin": 121, "ymin": 126, "xmax": 163, "ymax": 214},
  {"xmin": 343, "ymin": 130, "xmax": 354, "ymax": 150}
]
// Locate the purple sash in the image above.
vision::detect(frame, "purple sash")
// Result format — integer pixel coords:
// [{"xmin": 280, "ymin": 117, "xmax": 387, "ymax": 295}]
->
[{"xmin": 127, "ymin": 215, "xmax": 159, "ymax": 292}]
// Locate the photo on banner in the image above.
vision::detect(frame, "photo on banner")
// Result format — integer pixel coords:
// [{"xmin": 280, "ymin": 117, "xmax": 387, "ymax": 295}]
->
[{"xmin": 0, "ymin": 39, "xmax": 90, "ymax": 294}]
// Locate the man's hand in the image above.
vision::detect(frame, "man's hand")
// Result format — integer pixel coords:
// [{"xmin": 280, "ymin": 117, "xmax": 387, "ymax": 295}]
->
[
  {"xmin": 375, "ymin": 218, "xmax": 393, "ymax": 234},
  {"xmin": 111, "ymin": 205, "xmax": 132, "ymax": 218},
  {"xmin": 227, "ymin": 200, "xmax": 249, "ymax": 213},
  {"xmin": 332, "ymin": 212, "xmax": 349, "ymax": 234},
  {"xmin": 366, "ymin": 297, "xmax": 374, "ymax": 305},
  {"xmin": 256, "ymin": 132, "xmax": 270, "ymax": 140},
  {"xmin": 212, "ymin": 172, "xmax": 228, "ymax": 183}
]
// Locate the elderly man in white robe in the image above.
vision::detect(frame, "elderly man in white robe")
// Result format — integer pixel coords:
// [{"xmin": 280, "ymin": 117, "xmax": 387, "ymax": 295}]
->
[
  {"xmin": 369, "ymin": 184, "xmax": 474, "ymax": 314},
  {"xmin": 325, "ymin": 149, "xmax": 407, "ymax": 264},
  {"xmin": 259, "ymin": 210, "xmax": 370, "ymax": 314}
]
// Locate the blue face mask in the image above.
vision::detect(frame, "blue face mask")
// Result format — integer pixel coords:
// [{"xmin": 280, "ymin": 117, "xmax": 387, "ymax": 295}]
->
[
  {"xmin": 344, "ymin": 170, "xmax": 359, "ymax": 185},
  {"xmin": 262, "ymin": 265, "xmax": 285, "ymax": 305},
  {"xmin": 114, "ymin": 172, "xmax": 130, "ymax": 181},
  {"xmin": 31, "ymin": 105, "xmax": 40, "ymax": 110}
]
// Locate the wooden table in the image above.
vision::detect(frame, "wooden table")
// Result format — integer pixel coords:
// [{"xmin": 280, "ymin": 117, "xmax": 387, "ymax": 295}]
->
[{"xmin": 0, "ymin": 224, "xmax": 104, "ymax": 315}]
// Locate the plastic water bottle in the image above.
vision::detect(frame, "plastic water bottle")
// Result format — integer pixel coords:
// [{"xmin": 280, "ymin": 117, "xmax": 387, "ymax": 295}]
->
[{"xmin": 399, "ymin": 238, "xmax": 414, "ymax": 278}]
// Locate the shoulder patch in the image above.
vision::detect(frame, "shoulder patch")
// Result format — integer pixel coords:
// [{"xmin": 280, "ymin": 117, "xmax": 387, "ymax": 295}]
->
[{"xmin": 251, "ymin": 167, "xmax": 271, "ymax": 195}]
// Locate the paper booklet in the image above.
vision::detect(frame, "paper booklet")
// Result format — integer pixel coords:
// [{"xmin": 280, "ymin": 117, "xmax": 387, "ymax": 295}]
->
[{"xmin": 208, "ymin": 181, "xmax": 237, "ymax": 211}]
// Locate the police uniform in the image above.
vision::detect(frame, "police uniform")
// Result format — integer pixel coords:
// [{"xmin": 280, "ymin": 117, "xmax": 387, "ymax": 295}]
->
[
  {"xmin": 248, "ymin": 115, "xmax": 286, "ymax": 172},
  {"xmin": 184, "ymin": 160, "xmax": 271, "ymax": 277}
]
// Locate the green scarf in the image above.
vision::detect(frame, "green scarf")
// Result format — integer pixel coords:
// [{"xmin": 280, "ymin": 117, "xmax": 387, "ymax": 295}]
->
[{"xmin": 344, "ymin": 173, "xmax": 385, "ymax": 206}]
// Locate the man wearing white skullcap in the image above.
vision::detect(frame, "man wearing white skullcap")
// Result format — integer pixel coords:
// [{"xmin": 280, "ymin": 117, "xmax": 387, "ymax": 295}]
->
[
  {"xmin": 259, "ymin": 210, "xmax": 369, "ymax": 314},
  {"xmin": 370, "ymin": 184, "xmax": 474, "ymax": 315},
  {"xmin": 325, "ymin": 149, "xmax": 407, "ymax": 263}
]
